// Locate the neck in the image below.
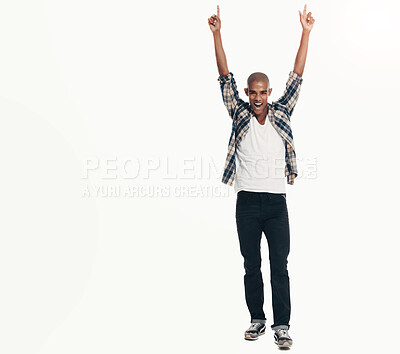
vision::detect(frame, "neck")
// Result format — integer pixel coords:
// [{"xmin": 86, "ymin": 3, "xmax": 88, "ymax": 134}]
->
[{"xmin": 257, "ymin": 116, "xmax": 267, "ymax": 125}]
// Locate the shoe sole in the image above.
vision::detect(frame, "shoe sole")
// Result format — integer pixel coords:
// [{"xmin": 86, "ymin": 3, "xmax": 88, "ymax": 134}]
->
[
  {"xmin": 275, "ymin": 340, "xmax": 292, "ymax": 348},
  {"xmin": 244, "ymin": 331, "xmax": 265, "ymax": 340}
]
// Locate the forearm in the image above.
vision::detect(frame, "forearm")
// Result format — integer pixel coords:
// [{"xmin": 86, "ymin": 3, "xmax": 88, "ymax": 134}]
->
[
  {"xmin": 213, "ymin": 31, "xmax": 229, "ymax": 77},
  {"xmin": 293, "ymin": 30, "xmax": 310, "ymax": 77}
]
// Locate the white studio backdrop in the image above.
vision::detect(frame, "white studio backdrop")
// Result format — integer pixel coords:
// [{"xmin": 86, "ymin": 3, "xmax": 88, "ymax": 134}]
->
[{"xmin": 0, "ymin": 0, "xmax": 399, "ymax": 353}]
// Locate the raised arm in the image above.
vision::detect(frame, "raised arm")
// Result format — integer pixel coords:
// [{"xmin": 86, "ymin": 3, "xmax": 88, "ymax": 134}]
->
[
  {"xmin": 208, "ymin": 5, "xmax": 229, "ymax": 77},
  {"xmin": 275, "ymin": 5, "xmax": 315, "ymax": 116},
  {"xmin": 209, "ymin": 5, "xmax": 244, "ymax": 119},
  {"xmin": 293, "ymin": 4, "xmax": 315, "ymax": 77}
]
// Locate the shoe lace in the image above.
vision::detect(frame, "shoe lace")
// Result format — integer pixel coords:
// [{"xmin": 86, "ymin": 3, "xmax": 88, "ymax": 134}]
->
[
  {"xmin": 249, "ymin": 323, "xmax": 263, "ymax": 330},
  {"xmin": 276, "ymin": 329, "xmax": 289, "ymax": 337}
]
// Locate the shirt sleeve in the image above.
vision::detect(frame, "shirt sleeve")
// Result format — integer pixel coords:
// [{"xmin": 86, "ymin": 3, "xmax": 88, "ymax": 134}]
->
[
  {"xmin": 217, "ymin": 72, "xmax": 245, "ymax": 120},
  {"xmin": 275, "ymin": 71, "xmax": 303, "ymax": 117}
]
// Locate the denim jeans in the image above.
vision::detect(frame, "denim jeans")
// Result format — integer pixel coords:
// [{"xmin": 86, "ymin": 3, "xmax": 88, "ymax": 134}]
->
[{"xmin": 235, "ymin": 190, "xmax": 291, "ymax": 330}]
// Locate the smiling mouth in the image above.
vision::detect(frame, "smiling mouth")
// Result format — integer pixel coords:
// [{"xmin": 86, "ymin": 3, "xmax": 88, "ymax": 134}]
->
[{"xmin": 254, "ymin": 102, "xmax": 263, "ymax": 109}]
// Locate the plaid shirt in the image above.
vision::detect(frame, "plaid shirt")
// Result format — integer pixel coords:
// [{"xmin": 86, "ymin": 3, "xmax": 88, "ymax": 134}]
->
[{"xmin": 218, "ymin": 70, "xmax": 303, "ymax": 186}]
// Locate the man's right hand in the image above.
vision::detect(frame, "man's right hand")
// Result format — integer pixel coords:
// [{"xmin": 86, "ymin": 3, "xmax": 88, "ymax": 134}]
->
[{"xmin": 208, "ymin": 5, "xmax": 221, "ymax": 33}]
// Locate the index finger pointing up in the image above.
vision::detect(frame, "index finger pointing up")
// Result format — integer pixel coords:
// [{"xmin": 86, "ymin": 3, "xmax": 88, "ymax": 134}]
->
[
  {"xmin": 303, "ymin": 4, "xmax": 307, "ymax": 16},
  {"xmin": 217, "ymin": 5, "xmax": 220, "ymax": 17}
]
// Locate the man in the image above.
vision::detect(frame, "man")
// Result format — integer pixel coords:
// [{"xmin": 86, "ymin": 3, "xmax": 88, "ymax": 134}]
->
[{"xmin": 208, "ymin": 4, "xmax": 315, "ymax": 349}]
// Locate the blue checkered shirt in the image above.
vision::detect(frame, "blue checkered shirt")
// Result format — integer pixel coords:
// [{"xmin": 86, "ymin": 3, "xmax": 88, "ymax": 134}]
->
[{"xmin": 218, "ymin": 70, "xmax": 303, "ymax": 186}]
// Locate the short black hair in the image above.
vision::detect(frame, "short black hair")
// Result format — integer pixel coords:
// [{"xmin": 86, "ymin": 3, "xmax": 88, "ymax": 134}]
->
[{"xmin": 247, "ymin": 72, "xmax": 270, "ymax": 89}]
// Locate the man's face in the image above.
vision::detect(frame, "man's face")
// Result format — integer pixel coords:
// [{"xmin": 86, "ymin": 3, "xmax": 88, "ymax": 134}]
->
[{"xmin": 244, "ymin": 80, "xmax": 272, "ymax": 117}]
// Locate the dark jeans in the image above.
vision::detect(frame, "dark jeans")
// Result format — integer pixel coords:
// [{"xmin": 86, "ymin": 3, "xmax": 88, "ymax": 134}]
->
[{"xmin": 235, "ymin": 190, "xmax": 291, "ymax": 330}]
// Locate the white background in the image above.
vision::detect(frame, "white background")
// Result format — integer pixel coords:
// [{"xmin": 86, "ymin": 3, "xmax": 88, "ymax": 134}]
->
[{"xmin": 1, "ymin": 0, "xmax": 399, "ymax": 353}]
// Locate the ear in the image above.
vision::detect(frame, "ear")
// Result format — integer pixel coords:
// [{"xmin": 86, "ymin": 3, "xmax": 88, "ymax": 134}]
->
[
  {"xmin": 244, "ymin": 88, "xmax": 249, "ymax": 96},
  {"xmin": 269, "ymin": 88, "xmax": 272, "ymax": 96}
]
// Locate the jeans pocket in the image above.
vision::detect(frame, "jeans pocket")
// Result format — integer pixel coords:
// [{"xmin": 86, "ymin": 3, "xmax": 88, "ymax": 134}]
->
[
  {"xmin": 237, "ymin": 194, "xmax": 249, "ymax": 207},
  {"xmin": 270, "ymin": 193, "xmax": 285, "ymax": 200},
  {"xmin": 236, "ymin": 193, "xmax": 258, "ymax": 218},
  {"xmin": 237, "ymin": 191, "xmax": 251, "ymax": 202}
]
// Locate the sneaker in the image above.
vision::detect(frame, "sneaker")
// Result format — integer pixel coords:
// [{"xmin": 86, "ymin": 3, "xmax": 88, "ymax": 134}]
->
[
  {"xmin": 274, "ymin": 328, "xmax": 293, "ymax": 348},
  {"xmin": 244, "ymin": 322, "xmax": 266, "ymax": 340}
]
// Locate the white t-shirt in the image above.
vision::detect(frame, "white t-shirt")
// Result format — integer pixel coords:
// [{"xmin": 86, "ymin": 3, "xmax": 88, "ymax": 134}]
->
[{"xmin": 234, "ymin": 115, "xmax": 286, "ymax": 194}]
